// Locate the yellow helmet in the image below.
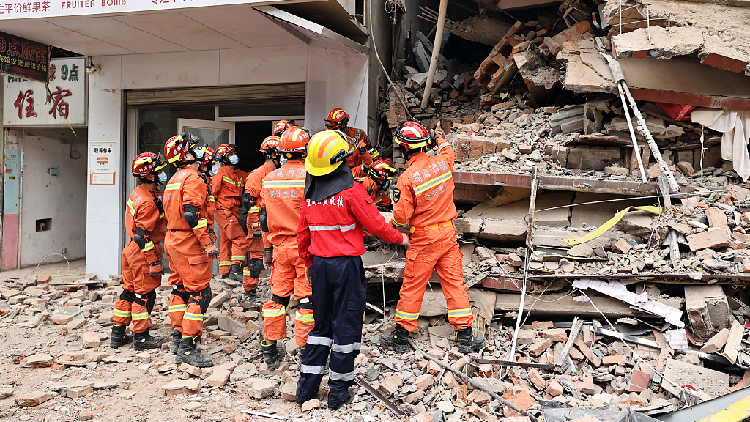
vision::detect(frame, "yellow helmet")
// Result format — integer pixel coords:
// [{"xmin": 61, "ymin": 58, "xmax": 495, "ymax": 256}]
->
[{"xmin": 305, "ymin": 130, "xmax": 352, "ymax": 176}]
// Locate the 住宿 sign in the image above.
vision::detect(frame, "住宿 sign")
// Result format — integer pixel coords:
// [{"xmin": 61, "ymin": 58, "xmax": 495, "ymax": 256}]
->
[{"xmin": 3, "ymin": 57, "xmax": 86, "ymax": 126}]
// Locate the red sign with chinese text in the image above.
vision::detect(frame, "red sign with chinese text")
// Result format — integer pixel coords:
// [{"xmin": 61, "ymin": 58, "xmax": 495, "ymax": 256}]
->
[{"xmin": 0, "ymin": 31, "xmax": 49, "ymax": 83}]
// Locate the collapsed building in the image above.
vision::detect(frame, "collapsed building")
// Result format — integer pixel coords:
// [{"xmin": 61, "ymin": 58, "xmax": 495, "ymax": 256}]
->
[{"xmin": 364, "ymin": 0, "xmax": 750, "ymax": 420}]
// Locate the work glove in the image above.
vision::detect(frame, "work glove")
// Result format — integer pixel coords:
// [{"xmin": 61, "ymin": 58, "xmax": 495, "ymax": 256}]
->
[
  {"xmin": 305, "ymin": 266, "xmax": 312, "ymax": 285},
  {"xmin": 400, "ymin": 234, "xmax": 411, "ymax": 249},
  {"xmin": 263, "ymin": 247, "xmax": 273, "ymax": 270},
  {"xmin": 149, "ymin": 262, "xmax": 163, "ymax": 275},
  {"xmin": 205, "ymin": 244, "xmax": 219, "ymax": 259},
  {"xmin": 433, "ymin": 125, "xmax": 445, "ymax": 140},
  {"xmin": 208, "ymin": 228, "xmax": 216, "ymax": 243},
  {"xmin": 357, "ymin": 139, "xmax": 368, "ymax": 153}
]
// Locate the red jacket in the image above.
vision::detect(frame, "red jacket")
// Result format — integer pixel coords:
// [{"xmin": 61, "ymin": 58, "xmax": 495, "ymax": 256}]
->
[{"xmin": 297, "ymin": 181, "xmax": 403, "ymax": 266}]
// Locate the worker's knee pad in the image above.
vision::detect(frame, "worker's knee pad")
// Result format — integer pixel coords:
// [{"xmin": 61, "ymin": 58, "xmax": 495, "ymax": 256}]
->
[
  {"xmin": 271, "ymin": 294, "xmax": 290, "ymax": 307},
  {"xmin": 119, "ymin": 289, "xmax": 135, "ymax": 303},
  {"xmin": 249, "ymin": 258, "xmax": 264, "ymax": 278},
  {"xmin": 189, "ymin": 286, "xmax": 213, "ymax": 314},
  {"xmin": 298, "ymin": 297, "xmax": 313, "ymax": 310}
]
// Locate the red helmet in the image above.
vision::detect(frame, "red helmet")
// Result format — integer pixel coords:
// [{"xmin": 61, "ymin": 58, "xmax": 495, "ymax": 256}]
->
[
  {"xmin": 368, "ymin": 159, "xmax": 397, "ymax": 181},
  {"xmin": 132, "ymin": 152, "xmax": 167, "ymax": 179},
  {"xmin": 279, "ymin": 126, "xmax": 309, "ymax": 154},
  {"xmin": 198, "ymin": 146, "xmax": 215, "ymax": 168},
  {"xmin": 394, "ymin": 121, "xmax": 432, "ymax": 150},
  {"xmin": 260, "ymin": 136, "xmax": 280, "ymax": 154},
  {"xmin": 273, "ymin": 120, "xmax": 293, "ymax": 137},
  {"xmin": 164, "ymin": 133, "xmax": 201, "ymax": 164},
  {"xmin": 215, "ymin": 144, "xmax": 237, "ymax": 164},
  {"xmin": 325, "ymin": 108, "xmax": 349, "ymax": 130}
]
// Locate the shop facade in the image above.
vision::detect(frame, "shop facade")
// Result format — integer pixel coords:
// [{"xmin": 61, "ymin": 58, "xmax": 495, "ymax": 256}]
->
[{"xmin": 0, "ymin": 1, "xmax": 372, "ymax": 277}]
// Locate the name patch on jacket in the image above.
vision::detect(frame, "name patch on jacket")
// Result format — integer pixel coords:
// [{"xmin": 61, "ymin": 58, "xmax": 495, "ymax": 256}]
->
[{"xmin": 307, "ymin": 196, "xmax": 344, "ymax": 207}]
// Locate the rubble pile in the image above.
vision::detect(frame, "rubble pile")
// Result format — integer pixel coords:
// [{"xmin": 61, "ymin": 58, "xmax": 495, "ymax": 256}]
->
[{"xmin": 2, "ymin": 261, "xmax": 747, "ymax": 422}]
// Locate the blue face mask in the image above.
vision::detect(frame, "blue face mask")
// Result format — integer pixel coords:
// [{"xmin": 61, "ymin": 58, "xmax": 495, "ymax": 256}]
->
[
  {"xmin": 229, "ymin": 155, "xmax": 239, "ymax": 165},
  {"xmin": 158, "ymin": 172, "xmax": 168, "ymax": 184},
  {"xmin": 193, "ymin": 147, "xmax": 204, "ymax": 160}
]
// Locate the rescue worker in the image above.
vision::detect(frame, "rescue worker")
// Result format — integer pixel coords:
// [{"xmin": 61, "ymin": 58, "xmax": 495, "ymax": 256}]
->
[
  {"xmin": 380, "ymin": 122, "xmax": 486, "ymax": 354},
  {"xmin": 197, "ymin": 146, "xmax": 218, "ymax": 246},
  {"xmin": 296, "ymin": 130, "xmax": 409, "ymax": 409},
  {"xmin": 324, "ymin": 108, "xmax": 380, "ymax": 168},
  {"xmin": 241, "ymin": 136, "xmax": 281, "ymax": 305},
  {"xmin": 163, "ymin": 133, "xmax": 219, "ymax": 368},
  {"xmin": 273, "ymin": 119, "xmax": 294, "ymax": 137},
  {"xmin": 259, "ymin": 126, "xmax": 312, "ymax": 370},
  {"xmin": 111, "ymin": 152, "xmax": 169, "ymax": 351},
  {"xmin": 361, "ymin": 158, "xmax": 397, "ymax": 209},
  {"xmin": 212, "ymin": 144, "xmax": 247, "ymax": 281}
]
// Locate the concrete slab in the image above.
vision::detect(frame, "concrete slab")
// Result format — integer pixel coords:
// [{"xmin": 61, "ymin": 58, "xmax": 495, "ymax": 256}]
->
[
  {"xmin": 570, "ymin": 193, "xmax": 655, "ymax": 228},
  {"xmin": 465, "ymin": 191, "xmax": 573, "ymax": 227}
]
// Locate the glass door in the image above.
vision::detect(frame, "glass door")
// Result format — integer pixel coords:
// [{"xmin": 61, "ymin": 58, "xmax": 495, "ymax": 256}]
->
[{"xmin": 177, "ymin": 119, "xmax": 235, "ymax": 151}]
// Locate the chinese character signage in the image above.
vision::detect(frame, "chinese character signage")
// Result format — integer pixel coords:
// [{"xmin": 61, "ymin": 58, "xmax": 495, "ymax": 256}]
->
[
  {"xmin": 0, "ymin": 0, "xmax": 284, "ymax": 20},
  {"xmin": 0, "ymin": 31, "xmax": 49, "ymax": 82},
  {"xmin": 3, "ymin": 57, "xmax": 86, "ymax": 126}
]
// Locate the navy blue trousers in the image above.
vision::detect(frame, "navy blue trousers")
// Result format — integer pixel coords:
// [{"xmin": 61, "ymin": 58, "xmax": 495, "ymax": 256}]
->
[{"xmin": 297, "ymin": 255, "xmax": 365, "ymax": 402}]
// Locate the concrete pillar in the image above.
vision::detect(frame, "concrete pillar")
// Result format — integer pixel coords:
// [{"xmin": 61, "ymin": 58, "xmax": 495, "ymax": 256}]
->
[
  {"xmin": 86, "ymin": 55, "xmax": 124, "ymax": 279},
  {"xmin": 304, "ymin": 45, "xmax": 369, "ymax": 134}
]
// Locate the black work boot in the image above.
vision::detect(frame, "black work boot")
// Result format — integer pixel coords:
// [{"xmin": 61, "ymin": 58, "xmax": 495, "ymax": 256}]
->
[
  {"xmin": 229, "ymin": 263, "xmax": 243, "ymax": 282},
  {"xmin": 457, "ymin": 327, "xmax": 486, "ymax": 354},
  {"xmin": 241, "ymin": 288, "xmax": 257, "ymax": 303},
  {"xmin": 133, "ymin": 329, "xmax": 166, "ymax": 351},
  {"xmin": 170, "ymin": 329, "xmax": 181, "ymax": 355},
  {"xmin": 175, "ymin": 337, "xmax": 213, "ymax": 368},
  {"xmin": 328, "ymin": 387, "xmax": 355, "ymax": 411},
  {"xmin": 261, "ymin": 339, "xmax": 281, "ymax": 371},
  {"xmin": 379, "ymin": 324, "xmax": 410, "ymax": 353},
  {"xmin": 110, "ymin": 325, "xmax": 132, "ymax": 349}
]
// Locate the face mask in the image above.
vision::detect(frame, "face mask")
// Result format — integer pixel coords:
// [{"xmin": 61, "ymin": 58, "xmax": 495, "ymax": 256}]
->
[
  {"xmin": 193, "ymin": 147, "xmax": 204, "ymax": 160},
  {"xmin": 158, "ymin": 172, "xmax": 168, "ymax": 184},
  {"xmin": 229, "ymin": 155, "xmax": 239, "ymax": 165},
  {"xmin": 210, "ymin": 162, "xmax": 220, "ymax": 177},
  {"xmin": 280, "ymin": 156, "xmax": 288, "ymax": 166}
]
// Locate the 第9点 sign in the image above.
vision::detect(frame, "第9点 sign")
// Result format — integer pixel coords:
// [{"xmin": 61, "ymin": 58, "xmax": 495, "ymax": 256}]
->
[
  {"xmin": 3, "ymin": 57, "xmax": 86, "ymax": 127},
  {"xmin": 0, "ymin": 31, "xmax": 49, "ymax": 83}
]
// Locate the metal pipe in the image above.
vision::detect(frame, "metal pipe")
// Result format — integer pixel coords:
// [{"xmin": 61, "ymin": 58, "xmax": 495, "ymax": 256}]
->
[
  {"xmin": 420, "ymin": 0, "xmax": 448, "ymax": 110},
  {"xmin": 617, "ymin": 86, "xmax": 648, "ymax": 182}
]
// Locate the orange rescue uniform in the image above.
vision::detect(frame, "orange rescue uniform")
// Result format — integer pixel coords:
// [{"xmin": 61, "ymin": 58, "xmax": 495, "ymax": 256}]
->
[
  {"xmin": 390, "ymin": 140, "xmax": 473, "ymax": 332},
  {"xmin": 343, "ymin": 127, "xmax": 374, "ymax": 169},
  {"xmin": 113, "ymin": 184, "xmax": 167, "ymax": 333},
  {"xmin": 243, "ymin": 161, "xmax": 275, "ymax": 290},
  {"xmin": 212, "ymin": 165, "xmax": 247, "ymax": 275},
  {"xmin": 164, "ymin": 166, "xmax": 213, "ymax": 339},
  {"xmin": 363, "ymin": 177, "xmax": 391, "ymax": 208},
  {"xmin": 259, "ymin": 160, "xmax": 313, "ymax": 346}
]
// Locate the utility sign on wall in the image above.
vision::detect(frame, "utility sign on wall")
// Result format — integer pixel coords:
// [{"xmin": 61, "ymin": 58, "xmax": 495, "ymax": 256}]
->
[
  {"xmin": 89, "ymin": 141, "xmax": 115, "ymax": 185},
  {"xmin": 3, "ymin": 57, "xmax": 86, "ymax": 126}
]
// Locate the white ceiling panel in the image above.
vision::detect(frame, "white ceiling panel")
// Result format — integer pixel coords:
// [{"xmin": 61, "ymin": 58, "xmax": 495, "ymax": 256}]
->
[
  {"xmin": 113, "ymin": 10, "xmax": 246, "ymax": 51},
  {"xmin": 0, "ymin": 19, "xmax": 132, "ymax": 55},
  {"xmin": 50, "ymin": 16, "xmax": 187, "ymax": 54},
  {"xmin": 179, "ymin": 6, "xmax": 303, "ymax": 48}
]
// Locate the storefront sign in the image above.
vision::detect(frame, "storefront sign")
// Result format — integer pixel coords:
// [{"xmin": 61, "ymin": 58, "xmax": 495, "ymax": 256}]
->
[
  {"xmin": 3, "ymin": 57, "xmax": 86, "ymax": 126},
  {"xmin": 0, "ymin": 0, "xmax": 288, "ymax": 19},
  {"xmin": 89, "ymin": 141, "xmax": 116, "ymax": 185},
  {"xmin": 0, "ymin": 31, "xmax": 49, "ymax": 82}
]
